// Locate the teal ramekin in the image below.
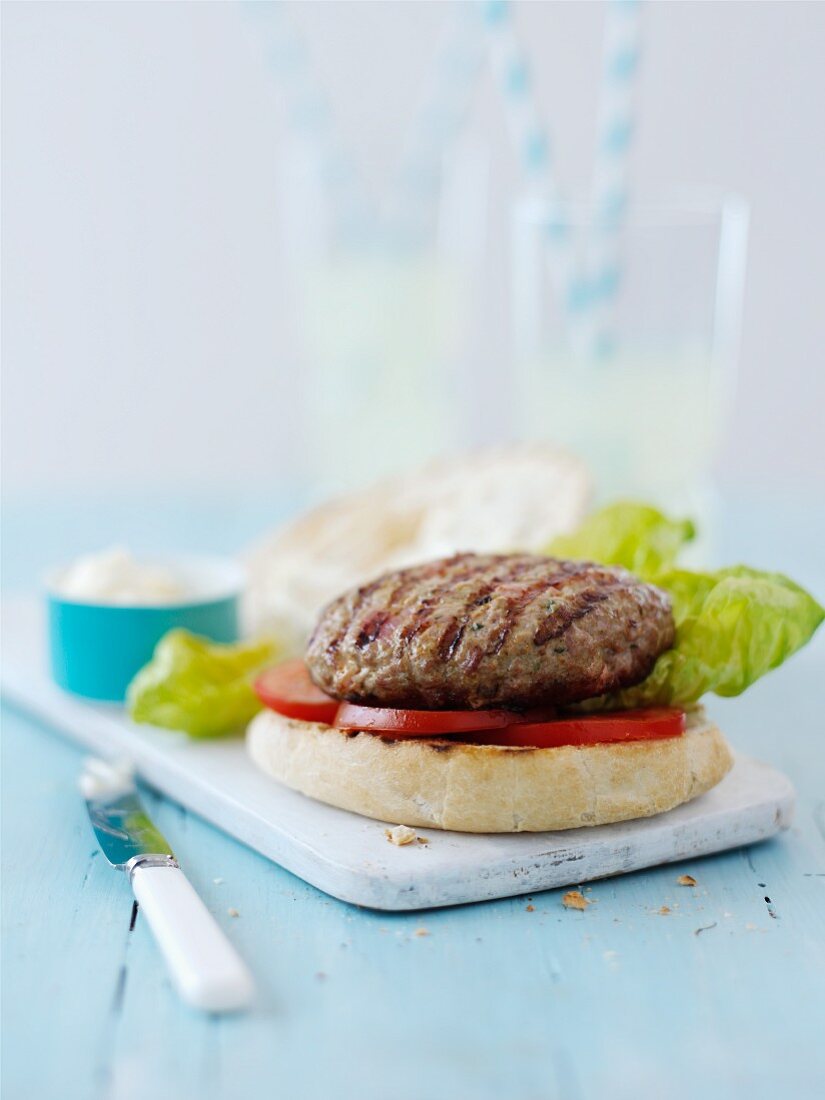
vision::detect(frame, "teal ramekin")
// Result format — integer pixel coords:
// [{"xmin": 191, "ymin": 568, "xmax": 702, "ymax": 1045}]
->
[{"xmin": 46, "ymin": 555, "xmax": 243, "ymax": 702}]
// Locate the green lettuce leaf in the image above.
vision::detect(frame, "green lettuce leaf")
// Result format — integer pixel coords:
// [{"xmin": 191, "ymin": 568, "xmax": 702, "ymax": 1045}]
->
[
  {"xmin": 127, "ymin": 630, "xmax": 280, "ymax": 738},
  {"xmin": 549, "ymin": 501, "xmax": 695, "ymax": 580},
  {"xmin": 552, "ymin": 502, "xmax": 824, "ymax": 707},
  {"xmin": 595, "ymin": 565, "xmax": 824, "ymax": 708}
]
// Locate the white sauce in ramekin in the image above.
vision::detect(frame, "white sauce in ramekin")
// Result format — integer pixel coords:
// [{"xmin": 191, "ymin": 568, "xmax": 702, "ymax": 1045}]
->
[{"xmin": 55, "ymin": 547, "xmax": 187, "ymax": 605}]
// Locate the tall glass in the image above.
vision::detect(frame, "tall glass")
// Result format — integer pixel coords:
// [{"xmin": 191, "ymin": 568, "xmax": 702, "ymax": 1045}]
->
[
  {"xmin": 278, "ymin": 137, "xmax": 489, "ymax": 498},
  {"xmin": 510, "ymin": 192, "xmax": 749, "ymax": 545}
]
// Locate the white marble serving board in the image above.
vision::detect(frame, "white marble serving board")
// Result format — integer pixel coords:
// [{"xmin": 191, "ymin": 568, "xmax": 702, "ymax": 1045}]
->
[{"xmin": 1, "ymin": 598, "xmax": 795, "ymax": 910}]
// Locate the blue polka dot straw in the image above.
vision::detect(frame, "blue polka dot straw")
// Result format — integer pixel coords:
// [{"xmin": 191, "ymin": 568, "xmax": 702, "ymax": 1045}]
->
[{"xmin": 587, "ymin": 0, "xmax": 643, "ymax": 357}]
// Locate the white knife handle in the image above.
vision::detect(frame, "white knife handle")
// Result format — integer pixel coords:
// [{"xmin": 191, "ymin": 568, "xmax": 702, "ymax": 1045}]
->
[{"xmin": 131, "ymin": 864, "xmax": 254, "ymax": 1012}]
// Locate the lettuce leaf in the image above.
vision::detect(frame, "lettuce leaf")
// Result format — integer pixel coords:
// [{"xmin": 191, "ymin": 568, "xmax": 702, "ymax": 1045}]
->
[
  {"xmin": 127, "ymin": 630, "xmax": 279, "ymax": 738},
  {"xmin": 550, "ymin": 502, "xmax": 823, "ymax": 707},
  {"xmin": 552, "ymin": 503, "xmax": 695, "ymax": 580},
  {"xmin": 549, "ymin": 501, "xmax": 695, "ymax": 580},
  {"xmin": 594, "ymin": 565, "xmax": 824, "ymax": 708}
]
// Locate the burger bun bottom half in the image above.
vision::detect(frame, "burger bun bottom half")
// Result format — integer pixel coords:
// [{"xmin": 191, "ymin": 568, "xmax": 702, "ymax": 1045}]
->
[{"xmin": 246, "ymin": 709, "xmax": 733, "ymax": 833}]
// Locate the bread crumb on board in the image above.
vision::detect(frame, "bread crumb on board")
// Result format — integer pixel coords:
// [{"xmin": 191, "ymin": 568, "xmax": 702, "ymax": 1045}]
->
[
  {"xmin": 562, "ymin": 890, "xmax": 590, "ymax": 910},
  {"xmin": 414, "ymin": 927, "xmax": 430, "ymax": 937},
  {"xmin": 657, "ymin": 905, "xmax": 672, "ymax": 915},
  {"xmin": 385, "ymin": 825, "xmax": 418, "ymax": 846},
  {"xmin": 526, "ymin": 904, "xmax": 535, "ymax": 912},
  {"xmin": 227, "ymin": 908, "xmax": 240, "ymax": 918},
  {"xmin": 677, "ymin": 874, "xmax": 698, "ymax": 887}
]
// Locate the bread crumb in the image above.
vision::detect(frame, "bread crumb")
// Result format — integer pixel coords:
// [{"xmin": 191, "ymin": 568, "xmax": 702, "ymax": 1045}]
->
[
  {"xmin": 213, "ymin": 877, "xmax": 224, "ymax": 885},
  {"xmin": 414, "ymin": 927, "xmax": 430, "ymax": 937},
  {"xmin": 385, "ymin": 825, "xmax": 417, "ymax": 846},
  {"xmin": 657, "ymin": 905, "xmax": 671, "ymax": 915},
  {"xmin": 562, "ymin": 890, "xmax": 590, "ymax": 910},
  {"xmin": 416, "ymin": 836, "xmax": 430, "ymax": 845},
  {"xmin": 526, "ymin": 904, "xmax": 535, "ymax": 912},
  {"xmin": 745, "ymin": 922, "xmax": 758, "ymax": 931},
  {"xmin": 227, "ymin": 908, "xmax": 240, "ymax": 918},
  {"xmin": 677, "ymin": 874, "xmax": 697, "ymax": 887}
]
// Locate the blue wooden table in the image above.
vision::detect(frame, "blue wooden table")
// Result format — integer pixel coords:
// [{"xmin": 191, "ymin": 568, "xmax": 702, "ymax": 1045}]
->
[{"xmin": 2, "ymin": 491, "xmax": 824, "ymax": 1100}]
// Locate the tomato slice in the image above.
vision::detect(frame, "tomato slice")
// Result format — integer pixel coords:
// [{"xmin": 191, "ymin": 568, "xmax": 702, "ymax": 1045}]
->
[
  {"xmin": 254, "ymin": 659, "xmax": 686, "ymax": 750},
  {"xmin": 254, "ymin": 660, "xmax": 340, "ymax": 725},
  {"xmin": 462, "ymin": 708, "xmax": 686, "ymax": 748},
  {"xmin": 334, "ymin": 702, "xmax": 530, "ymax": 737}
]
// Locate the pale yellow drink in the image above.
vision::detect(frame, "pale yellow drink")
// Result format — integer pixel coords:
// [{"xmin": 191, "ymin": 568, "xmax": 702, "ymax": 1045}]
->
[
  {"xmin": 515, "ymin": 349, "xmax": 726, "ymax": 500},
  {"xmin": 297, "ymin": 255, "xmax": 468, "ymax": 494}
]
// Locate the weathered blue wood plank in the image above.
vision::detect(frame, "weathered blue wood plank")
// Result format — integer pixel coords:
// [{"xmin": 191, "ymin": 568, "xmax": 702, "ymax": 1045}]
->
[
  {"xmin": 4, "ymin": 644, "xmax": 823, "ymax": 1100},
  {"xmin": 2, "ymin": 493, "xmax": 824, "ymax": 1100}
]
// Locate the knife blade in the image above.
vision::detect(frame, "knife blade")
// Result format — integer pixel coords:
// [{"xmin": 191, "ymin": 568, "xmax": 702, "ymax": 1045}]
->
[{"xmin": 82, "ymin": 758, "xmax": 254, "ymax": 1012}]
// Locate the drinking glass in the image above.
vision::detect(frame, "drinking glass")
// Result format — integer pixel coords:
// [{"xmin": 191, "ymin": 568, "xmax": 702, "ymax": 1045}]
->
[
  {"xmin": 278, "ymin": 137, "xmax": 489, "ymax": 497},
  {"xmin": 510, "ymin": 191, "xmax": 749, "ymax": 542}
]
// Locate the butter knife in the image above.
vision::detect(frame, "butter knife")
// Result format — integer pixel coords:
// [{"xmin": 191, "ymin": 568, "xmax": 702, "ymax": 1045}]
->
[{"xmin": 81, "ymin": 758, "xmax": 254, "ymax": 1012}]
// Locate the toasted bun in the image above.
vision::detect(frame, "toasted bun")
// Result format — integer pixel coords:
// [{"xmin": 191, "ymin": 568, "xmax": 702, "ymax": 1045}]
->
[
  {"xmin": 246, "ymin": 708, "xmax": 733, "ymax": 833},
  {"xmin": 243, "ymin": 444, "xmax": 591, "ymax": 651}
]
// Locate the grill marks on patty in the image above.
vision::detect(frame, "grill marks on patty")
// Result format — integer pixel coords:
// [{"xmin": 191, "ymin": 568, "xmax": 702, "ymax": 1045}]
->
[
  {"xmin": 437, "ymin": 558, "xmax": 536, "ymax": 663},
  {"xmin": 397, "ymin": 555, "xmax": 488, "ymax": 645},
  {"xmin": 532, "ymin": 586, "xmax": 612, "ymax": 646},
  {"xmin": 354, "ymin": 611, "xmax": 392, "ymax": 648},
  {"xmin": 337, "ymin": 556, "xmax": 600, "ymax": 659},
  {"xmin": 306, "ymin": 552, "xmax": 676, "ymax": 710},
  {"xmin": 439, "ymin": 560, "xmax": 615, "ymax": 665},
  {"xmin": 438, "ymin": 619, "xmax": 467, "ymax": 662}
]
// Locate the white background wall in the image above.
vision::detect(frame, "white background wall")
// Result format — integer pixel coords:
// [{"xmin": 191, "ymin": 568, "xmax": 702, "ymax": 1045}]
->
[{"xmin": 3, "ymin": 1, "xmax": 825, "ymax": 497}]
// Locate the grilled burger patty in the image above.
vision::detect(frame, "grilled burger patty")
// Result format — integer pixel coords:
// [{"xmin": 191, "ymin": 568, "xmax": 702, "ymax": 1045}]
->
[{"xmin": 306, "ymin": 553, "xmax": 675, "ymax": 710}]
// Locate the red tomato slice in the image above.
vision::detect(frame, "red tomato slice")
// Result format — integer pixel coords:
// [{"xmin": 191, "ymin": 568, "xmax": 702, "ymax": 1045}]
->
[
  {"xmin": 254, "ymin": 660, "xmax": 340, "ymax": 725},
  {"xmin": 463, "ymin": 708, "xmax": 686, "ymax": 748},
  {"xmin": 254, "ymin": 659, "xmax": 685, "ymax": 750},
  {"xmin": 334, "ymin": 702, "xmax": 530, "ymax": 737}
]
